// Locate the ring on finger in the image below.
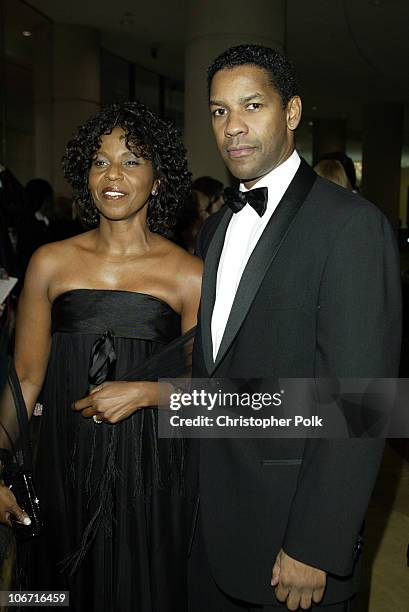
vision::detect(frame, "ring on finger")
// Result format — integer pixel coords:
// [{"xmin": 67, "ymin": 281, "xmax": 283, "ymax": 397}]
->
[{"xmin": 92, "ymin": 414, "xmax": 103, "ymax": 424}]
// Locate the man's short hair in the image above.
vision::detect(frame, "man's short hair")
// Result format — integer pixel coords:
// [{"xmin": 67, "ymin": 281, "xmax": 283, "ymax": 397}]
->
[{"xmin": 207, "ymin": 44, "xmax": 298, "ymax": 108}]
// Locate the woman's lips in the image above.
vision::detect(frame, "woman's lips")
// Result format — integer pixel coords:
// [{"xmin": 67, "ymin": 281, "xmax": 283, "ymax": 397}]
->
[
  {"xmin": 101, "ymin": 190, "xmax": 127, "ymax": 200},
  {"xmin": 227, "ymin": 147, "xmax": 256, "ymax": 159}
]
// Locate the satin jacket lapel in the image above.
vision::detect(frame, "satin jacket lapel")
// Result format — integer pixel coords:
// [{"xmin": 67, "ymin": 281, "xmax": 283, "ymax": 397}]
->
[
  {"xmin": 213, "ymin": 160, "xmax": 317, "ymax": 372},
  {"xmin": 200, "ymin": 206, "xmax": 233, "ymax": 374}
]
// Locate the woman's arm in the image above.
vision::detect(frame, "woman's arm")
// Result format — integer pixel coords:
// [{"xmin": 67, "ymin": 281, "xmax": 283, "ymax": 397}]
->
[
  {"xmin": 0, "ymin": 246, "xmax": 53, "ymax": 526},
  {"xmin": 14, "ymin": 246, "xmax": 53, "ymax": 416},
  {"xmin": 178, "ymin": 254, "xmax": 203, "ymax": 333}
]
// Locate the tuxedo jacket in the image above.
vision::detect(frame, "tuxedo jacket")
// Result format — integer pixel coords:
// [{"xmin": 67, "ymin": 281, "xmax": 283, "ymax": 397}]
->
[{"xmin": 190, "ymin": 160, "xmax": 402, "ymax": 606}]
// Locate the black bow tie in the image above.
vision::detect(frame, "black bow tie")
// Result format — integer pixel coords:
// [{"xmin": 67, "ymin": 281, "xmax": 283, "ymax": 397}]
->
[{"xmin": 223, "ymin": 186, "xmax": 268, "ymax": 217}]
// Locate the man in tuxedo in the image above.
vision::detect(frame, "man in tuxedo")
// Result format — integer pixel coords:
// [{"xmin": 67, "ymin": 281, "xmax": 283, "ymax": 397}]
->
[{"xmin": 188, "ymin": 45, "xmax": 401, "ymax": 611}]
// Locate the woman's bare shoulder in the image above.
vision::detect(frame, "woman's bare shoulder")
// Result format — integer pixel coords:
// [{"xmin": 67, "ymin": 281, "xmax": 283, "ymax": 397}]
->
[
  {"xmin": 25, "ymin": 231, "xmax": 96, "ymax": 285},
  {"xmin": 32, "ymin": 230, "xmax": 94, "ymax": 260}
]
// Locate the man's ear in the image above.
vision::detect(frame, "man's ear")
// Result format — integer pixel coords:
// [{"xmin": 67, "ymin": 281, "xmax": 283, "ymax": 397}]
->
[{"xmin": 286, "ymin": 96, "xmax": 302, "ymax": 131}]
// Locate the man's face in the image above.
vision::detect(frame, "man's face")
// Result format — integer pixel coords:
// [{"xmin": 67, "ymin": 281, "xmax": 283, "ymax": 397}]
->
[{"xmin": 209, "ymin": 65, "xmax": 301, "ymax": 187}]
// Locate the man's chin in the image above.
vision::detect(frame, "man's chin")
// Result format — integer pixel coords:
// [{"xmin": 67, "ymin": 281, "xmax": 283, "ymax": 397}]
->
[
  {"xmin": 228, "ymin": 170, "xmax": 262, "ymax": 184},
  {"xmin": 225, "ymin": 160, "xmax": 259, "ymax": 182}
]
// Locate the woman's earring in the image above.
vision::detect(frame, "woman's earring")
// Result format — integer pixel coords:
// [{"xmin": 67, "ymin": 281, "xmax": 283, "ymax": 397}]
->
[{"xmin": 151, "ymin": 181, "xmax": 160, "ymax": 197}]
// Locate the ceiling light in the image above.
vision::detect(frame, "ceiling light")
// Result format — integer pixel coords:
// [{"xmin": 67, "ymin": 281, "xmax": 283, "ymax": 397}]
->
[{"xmin": 22, "ymin": 30, "xmax": 32, "ymax": 37}]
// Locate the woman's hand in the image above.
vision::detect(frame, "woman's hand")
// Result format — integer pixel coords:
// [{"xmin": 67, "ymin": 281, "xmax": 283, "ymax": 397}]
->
[
  {"xmin": 0, "ymin": 482, "xmax": 31, "ymax": 527},
  {"xmin": 72, "ymin": 381, "xmax": 158, "ymax": 424}
]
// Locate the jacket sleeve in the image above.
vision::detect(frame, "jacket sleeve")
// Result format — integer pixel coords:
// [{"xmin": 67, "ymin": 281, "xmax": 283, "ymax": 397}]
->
[{"xmin": 283, "ymin": 205, "xmax": 402, "ymax": 576}]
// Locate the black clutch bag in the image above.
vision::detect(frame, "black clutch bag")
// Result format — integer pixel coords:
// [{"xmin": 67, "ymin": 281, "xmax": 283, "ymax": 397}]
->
[
  {"xmin": 3, "ymin": 468, "xmax": 43, "ymax": 541},
  {"xmin": 0, "ymin": 361, "xmax": 44, "ymax": 540}
]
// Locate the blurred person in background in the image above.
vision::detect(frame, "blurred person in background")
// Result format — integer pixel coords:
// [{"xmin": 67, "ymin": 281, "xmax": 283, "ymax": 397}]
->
[
  {"xmin": 0, "ymin": 163, "xmax": 25, "ymax": 388},
  {"xmin": 175, "ymin": 176, "xmax": 225, "ymax": 252},
  {"xmin": 174, "ymin": 190, "xmax": 202, "ymax": 252},
  {"xmin": 192, "ymin": 175, "xmax": 224, "ymax": 216},
  {"xmin": 17, "ymin": 178, "xmax": 54, "ymax": 272},
  {"xmin": 313, "ymin": 159, "xmax": 352, "ymax": 190},
  {"xmin": 317, "ymin": 151, "xmax": 358, "ymax": 192},
  {"xmin": 0, "ymin": 163, "xmax": 24, "ymax": 279},
  {"xmin": 47, "ymin": 196, "xmax": 83, "ymax": 242}
]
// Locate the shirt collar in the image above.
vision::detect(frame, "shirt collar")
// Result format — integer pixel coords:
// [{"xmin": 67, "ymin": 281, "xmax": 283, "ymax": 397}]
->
[{"xmin": 240, "ymin": 150, "xmax": 301, "ymax": 193}]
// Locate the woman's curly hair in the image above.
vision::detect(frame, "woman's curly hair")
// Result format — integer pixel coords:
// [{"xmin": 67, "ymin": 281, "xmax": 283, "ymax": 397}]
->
[{"xmin": 62, "ymin": 101, "xmax": 191, "ymax": 235}]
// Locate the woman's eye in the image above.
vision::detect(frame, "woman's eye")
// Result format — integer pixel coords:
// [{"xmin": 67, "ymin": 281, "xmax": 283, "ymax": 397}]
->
[
  {"xmin": 93, "ymin": 159, "xmax": 107, "ymax": 167},
  {"xmin": 124, "ymin": 159, "xmax": 139, "ymax": 166}
]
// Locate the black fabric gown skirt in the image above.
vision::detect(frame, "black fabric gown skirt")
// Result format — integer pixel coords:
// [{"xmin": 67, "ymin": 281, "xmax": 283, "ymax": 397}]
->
[{"xmin": 28, "ymin": 289, "xmax": 194, "ymax": 612}]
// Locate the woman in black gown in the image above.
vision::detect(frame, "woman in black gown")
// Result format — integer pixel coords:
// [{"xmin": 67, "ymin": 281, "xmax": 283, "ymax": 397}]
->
[{"xmin": 0, "ymin": 102, "xmax": 202, "ymax": 611}]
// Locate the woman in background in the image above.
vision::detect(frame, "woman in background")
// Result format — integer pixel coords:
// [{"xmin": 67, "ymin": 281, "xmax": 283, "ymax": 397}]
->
[{"xmin": 313, "ymin": 158, "xmax": 352, "ymax": 190}]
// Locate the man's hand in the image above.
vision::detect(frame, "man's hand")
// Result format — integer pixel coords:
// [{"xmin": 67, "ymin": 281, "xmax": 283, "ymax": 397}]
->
[{"xmin": 271, "ymin": 549, "xmax": 326, "ymax": 610}]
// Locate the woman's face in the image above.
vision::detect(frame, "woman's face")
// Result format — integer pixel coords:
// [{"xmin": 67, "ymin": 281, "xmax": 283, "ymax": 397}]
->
[{"xmin": 88, "ymin": 127, "xmax": 158, "ymax": 222}]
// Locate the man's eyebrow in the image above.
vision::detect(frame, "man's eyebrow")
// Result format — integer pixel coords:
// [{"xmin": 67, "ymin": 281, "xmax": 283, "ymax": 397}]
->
[
  {"xmin": 209, "ymin": 99, "xmax": 225, "ymax": 107},
  {"xmin": 209, "ymin": 92, "xmax": 264, "ymax": 107},
  {"xmin": 239, "ymin": 92, "xmax": 264, "ymax": 103}
]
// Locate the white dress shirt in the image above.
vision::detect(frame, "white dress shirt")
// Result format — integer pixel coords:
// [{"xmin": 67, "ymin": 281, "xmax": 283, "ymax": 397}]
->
[{"xmin": 211, "ymin": 150, "xmax": 301, "ymax": 360}]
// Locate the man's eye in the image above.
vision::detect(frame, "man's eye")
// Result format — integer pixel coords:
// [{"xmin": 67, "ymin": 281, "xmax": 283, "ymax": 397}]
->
[
  {"xmin": 212, "ymin": 108, "xmax": 226, "ymax": 117},
  {"xmin": 247, "ymin": 103, "xmax": 262, "ymax": 110}
]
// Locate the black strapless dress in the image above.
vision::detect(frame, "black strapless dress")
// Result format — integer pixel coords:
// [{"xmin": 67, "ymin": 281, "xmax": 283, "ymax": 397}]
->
[{"xmin": 29, "ymin": 289, "xmax": 192, "ymax": 612}]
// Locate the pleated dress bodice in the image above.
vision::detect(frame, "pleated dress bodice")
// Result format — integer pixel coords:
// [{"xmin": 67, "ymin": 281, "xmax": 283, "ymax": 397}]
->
[{"xmin": 51, "ymin": 288, "xmax": 181, "ymax": 342}]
